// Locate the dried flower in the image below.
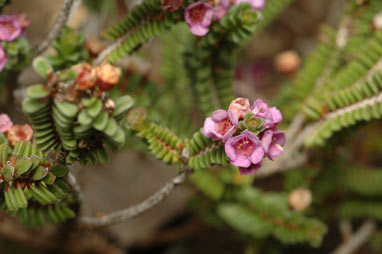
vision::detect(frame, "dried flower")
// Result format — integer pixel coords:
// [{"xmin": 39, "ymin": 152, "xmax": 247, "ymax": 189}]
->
[
  {"xmin": 203, "ymin": 109, "xmax": 238, "ymax": 142},
  {"xmin": 288, "ymin": 188, "xmax": 312, "ymax": 211},
  {"xmin": 95, "ymin": 63, "xmax": 121, "ymax": 91},
  {"xmin": 184, "ymin": 2, "xmax": 213, "ymax": 36},
  {"xmin": 7, "ymin": 124, "xmax": 33, "ymax": 146},
  {"xmin": 212, "ymin": 0, "xmax": 229, "ymax": 21},
  {"xmin": 0, "ymin": 114, "xmax": 13, "ymax": 133},
  {"xmin": 0, "ymin": 14, "xmax": 22, "ymax": 41},
  {"xmin": 72, "ymin": 62, "xmax": 96, "ymax": 91},
  {"xmin": 225, "ymin": 130, "xmax": 264, "ymax": 173},
  {"xmin": 228, "ymin": 97, "xmax": 250, "ymax": 119},
  {"xmin": 0, "ymin": 44, "xmax": 8, "ymax": 71},
  {"xmin": 234, "ymin": 0, "xmax": 265, "ymax": 10},
  {"xmin": 274, "ymin": 50, "xmax": 301, "ymax": 75},
  {"xmin": 261, "ymin": 129, "xmax": 285, "ymax": 160},
  {"xmin": 161, "ymin": 0, "xmax": 183, "ymax": 11}
]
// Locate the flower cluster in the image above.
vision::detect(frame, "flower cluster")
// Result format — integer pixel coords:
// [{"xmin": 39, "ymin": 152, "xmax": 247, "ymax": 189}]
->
[
  {"xmin": 183, "ymin": 0, "xmax": 265, "ymax": 36},
  {"xmin": 0, "ymin": 14, "xmax": 29, "ymax": 71},
  {"xmin": 0, "ymin": 113, "xmax": 33, "ymax": 146},
  {"xmin": 203, "ymin": 98, "xmax": 285, "ymax": 175}
]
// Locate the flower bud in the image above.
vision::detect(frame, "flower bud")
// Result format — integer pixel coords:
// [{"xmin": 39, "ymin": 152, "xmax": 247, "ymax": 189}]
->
[
  {"xmin": 373, "ymin": 12, "xmax": 382, "ymax": 30},
  {"xmin": 7, "ymin": 124, "xmax": 33, "ymax": 146},
  {"xmin": 239, "ymin": 112, "xmax": 264, "ymax": 133},
  {"xmin": 95, "ymin": 63, "xmax": 121, "ymax": 91},
  {"xmin": 228, "ymin": 97, "xmax": 250, "ymax": 119},
  {"xmin": 274, "ymin": 50, "xmax": 300, "ymax": 75},
  {"xmin": 288, "ymin": 188, "xmax": 312, "ymax": 212}
]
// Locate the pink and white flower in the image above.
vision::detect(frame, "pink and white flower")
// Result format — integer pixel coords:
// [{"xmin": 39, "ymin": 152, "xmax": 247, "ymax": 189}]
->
[
  {"xmin": 228, "ymin": 97, "xmax": 250, "ymax": 119},
  {"xmin": 203, "ymin": 109, "xmax": 238, "ymax": 142},
  {"xmin": 225, "ymin": 130, "xmax": 264, "ymax": 172},
  {"xmin": 0, "ymin": 44, "xmax": 8, "ymax": 71},
  {"xmin": 234, "ymin": 0, "xmax": 265, "ymax": 10},
  {"xmin": 0, "ymin": 14, "xmax": 22, "ymax": 41},
  {"xmin": 184, "ymin": 2, "xmax": 213, "ymax": 36},
  {"xmin": 212, "ymin": 0, "xmax": 230, "ymax": 21},
  {"xmin": 251, "ymin": 99, "xmax": 282, "ymax": 128},
  {"xmin": 0, "ymin": 114, "xmax": 13, "ymax": 133},
  {"xmin": 261, "ymin": 129, "xmax": 285, "ymax": 160}
]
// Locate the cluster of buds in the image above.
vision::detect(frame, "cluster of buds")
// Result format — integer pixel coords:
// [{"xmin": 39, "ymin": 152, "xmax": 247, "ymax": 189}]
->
[
  {"xmin": 203, "ymin": 98, "xmax": 285, "ymax": 175},
  {"xmin": 0, "ymin": 14, "xmax": 29, "ymax": 71},
  {"xmin": 44, "ymin": 61, "xmax": 121, "ymax": 103},
  {"xmin": 0, "ymin": 114, "xmax": 33, "ymax": 146},
  {"xmin": 161, "ymin": 0, "xmax": 265, "ymax": 36}
]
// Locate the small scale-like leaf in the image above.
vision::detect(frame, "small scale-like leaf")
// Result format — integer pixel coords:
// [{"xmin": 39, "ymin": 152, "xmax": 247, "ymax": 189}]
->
[
  {"xmin": 26, "ymin": 84, "xmax": 50, "ymax": 99},
  {"xmin": 50, "ymin": 164, "xmax": 69, "ymax": 177},
  {"xmin": 54, "ymin": 100, "xmax": 78, "ymax": 118},
  {"xmin": 93, "ymin": 111, "xmax": 109, "ymax": 131},
  {"xmin": 32, "ymin": 166, "xmax": 48, "ymax": 180},
  {"xmin": 42, "ymin": 172, "xmax": 57, "ymax": 185},
  {"xmin": 87, "ymin": 99, "xmax": 103, "ymax": 118},
  {"xmin": 78, "ymin": 110, "xmax": 93, "ymax": 125},
  {"xmin": 2, "ymin": 166, "xmax": 14, "ymax": 181},
  {"xmin": 103, "ymin": 118, "xmax": 118, "ymax": 137},
  {"xmin": 33, "ymin": 57, "xmax": 53, "ymax": 78},
  {"xmin": 15, "ymin": 159, "xmax": 33, "ymax": 177},
  {"xmin": 113, "ymin": 95, "xmax": 134, "ymax": 117},
  {"xmin": 22, "ymin": 98, "xmax": 49, "ymax": 115}
]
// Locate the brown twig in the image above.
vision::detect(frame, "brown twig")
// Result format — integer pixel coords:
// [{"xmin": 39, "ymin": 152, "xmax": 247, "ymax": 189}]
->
[
  {"xmin": 33, "ymin": 0, "xmax": 79, "ymax": 57},
  {"xmin": 79, "ymin": 168, "xmax": 193, "ymax": 227},
  {"xmin": 331, "ymin": 220, "xmax": 376, "ymax": 254}
]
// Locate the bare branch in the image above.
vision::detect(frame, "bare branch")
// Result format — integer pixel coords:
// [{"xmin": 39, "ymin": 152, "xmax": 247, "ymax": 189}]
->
[
  {"xmin": 33, "ymin": 0, "xmax": 80, "ymax": 57},
  {"xmin": 79, "ymin": 168, "xmax": 193, "ymax": 227},
  {"xmin": 67, "ymin": 172, "xmax": 84, "ymax": 205},
  {"xmin": 331, "ymin": 220, "xmax": 376, "ymax": 254}
]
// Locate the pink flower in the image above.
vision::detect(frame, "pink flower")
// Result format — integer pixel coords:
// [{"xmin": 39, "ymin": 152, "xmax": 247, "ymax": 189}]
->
[
  {"xmin": 251, "ymin": 99, "xmax": 282, "ymax": 128},
  {"xmin": 261, "ymin": 129, "xmax": 285, "ymax": 160},
  {"xmin": 228, "ymin": 97, "xmax": 250, "ymax": 119},
  {"xmin": 161, "ymin": 0, "xmax": 183, "ymax": 11},
  {"xmin": 184, "ymin": 2, "xmax": 213, "ymax": 36},
  {"xmin": 7, "ymin": 124, "xmax": 33, "ymax": 146},
  {"xmin": 0, "ymin": 44, "xmax": 8, "ymax": 71},
  {"xmin": 212, "ymin": 0, "xmax": 229, "ymax": 21},
  {"xmin": 251, "ymin": 99, "xmax": 269, "ymax": 118},
  {"xmin": 0, "ymin": 14, "xmax": 22, "ymax": 41},
  {"xmin": 0, "ymin": 114, "xmax": 13, "ymax": 133},
  {"xmin": 203, "ymin": 109, "xmax": 238, "ymax": 142},
  {"xmin": 234, "ymin": 0, "xmax": 265, "ymax": 10},
  {"xmin": 225, "ymin": 130, "xmax": 264, "ymax": 172}
]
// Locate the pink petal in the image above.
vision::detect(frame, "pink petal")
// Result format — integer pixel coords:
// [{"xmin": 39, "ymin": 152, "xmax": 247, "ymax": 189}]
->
[
  {"xmin": 261, "ymin": 130, "xmax": 273, "ymax": 152},
  {"xmin": 212, "ymin": 109, "xmax": 228, "ymax": 122},
  {"xmin": 268, "ymin": 143, "xmax": 283, "ymax": 160},
  {"xmin": 239, "ymin": 162, "xmax": 262, "ymax": 175},
  {"xmin": 231, "ymin": 156, "xmax": 251, "ymax": 168},
  {"xmin": 250, "ymin": 146, "xmax": 264, "ymax": 164}
]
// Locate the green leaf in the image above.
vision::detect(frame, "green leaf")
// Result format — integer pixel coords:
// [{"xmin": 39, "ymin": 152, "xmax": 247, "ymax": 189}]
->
[
  {"xmin": 113, "ymin": 95, "xmax": 134, "ymax": 117},
  {"xmin": 50, "ymin": 164, "xmax": 69, "ymax": 177},
  {"xmin": 93, "ymin": 111, "xmax": 109, "ymax": 131},
  {"xmin": 33, "ymin": 57, "xmax": 53, "ymax": 78},
  {"xmin": 87, "ymin": 99, "xmax": 103, "ymax": 118},
  {"xmin": 26, "ymin": 84, "xmax": 50, "ymax": 99},
  {"xmin": 15, "ymin": 158, "xmax": 33, "ymax": 177}
]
